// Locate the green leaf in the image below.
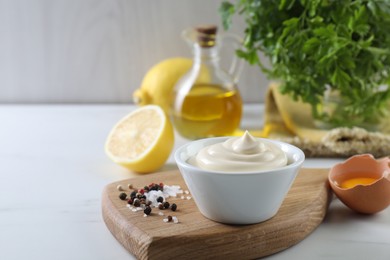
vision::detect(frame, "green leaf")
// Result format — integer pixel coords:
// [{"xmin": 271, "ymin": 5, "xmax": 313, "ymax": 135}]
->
[
  {"xmin": 367, "ymin": 47, "xmax": 390, "ymax": 55},
  {"xmin": 313, "ymin": 25, "xmax": 336, "ymax": 39},
  {"xmin": 282, "ymin": 17, "xmax": 300, "ymax": 27},
  {"xmin": 355, "ymin": 24, "xmax": 370, "ymax": 36},
  {"xmin": 303, "ymin": 38, "xmax": 321, "ymax": 53},
  {"xmin": 236, "ymin": 49, "xmax": 259, "ymax": 65},
  {"xmin": 219, "ymin": 2, "xmax": 235, "ymax": 30},
  {"xmin": 331, "ymin": 67, "xmax": 351, "ymax": 88}
]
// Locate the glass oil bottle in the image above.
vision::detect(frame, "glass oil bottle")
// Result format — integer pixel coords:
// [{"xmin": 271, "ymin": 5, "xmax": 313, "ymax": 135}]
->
[{"xmin": 170, "ymin": 25, "xmax": 243, "ymax": 139}]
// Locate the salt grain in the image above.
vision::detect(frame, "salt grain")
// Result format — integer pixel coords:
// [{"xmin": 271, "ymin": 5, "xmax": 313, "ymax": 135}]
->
[
  {"xmin": 184, "ymin": 190, "xmax": 190, "ymax": 195},
  {"xmin": 145, "ymin": 185, "xmax": 184, "ymax": 207},
  {"xmin": 158, "ymin": 211, "xmax": 164, "ymax": 216},
  {"xmin": 181, "ymin": 196, "xmax": 185, "ymax": 199},
  {"xmin": 163, "ymin": 218, "xmax": 169, "ymax": 223},
  {"xmin": 117, "ymin": 185, "xmax": 124, "ymax": 191},
  {"xmin": 143, "ymin": 214, "xmax": 148, "ymax": 217},
  {"xmin": 172, "ymin": 216, "xmax": 179, "ymax": 224},
  {"xmin": 186, "ymin": 196, "xmax": 192, "ymax": 200}
]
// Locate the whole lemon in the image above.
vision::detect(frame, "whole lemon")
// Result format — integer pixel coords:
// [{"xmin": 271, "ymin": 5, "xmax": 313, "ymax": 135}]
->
[{"xmin": 133, "ymin": 57, "xmax": 209, "ymax": 113}]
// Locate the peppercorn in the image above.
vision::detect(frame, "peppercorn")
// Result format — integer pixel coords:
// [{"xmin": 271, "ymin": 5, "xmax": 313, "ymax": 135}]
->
[
  {"xmin": 144, "ymin": 186, "xmax": 150, "ymax": 192},
  {"xmin": 119, "ymin": 193, "xmax": 127, "ymax": 200},
  {"xmin": 163, "ymin": 201, "xmax": 170, "ymax": 209},
  {"xmin": 158, "ymin": 203, "xmax": 164, "ymax": 210},
  {"xmin": 146, "ymin": 200, "xmax": 152, "ymax": 206},
  {"xmin": 159, "ymin": 182, "xmax": 164, "ymax": 188},
  {"xmin": 167, "ymin": 215, "xmax": 173, "ymax": 222},
  {"xmin": 140, "ymin": 198, "xmax": 146, "ymax": 204},
  {"xmin": 130, "ymin": 191, "xmax": 137, "ymax": 199},
  {"xmin": 141, "ymin": 195, "xmax": 147, "ymax": 200},
  {"xmin": 171, "ymin": 203, "xmax": 177, "ymax": 211},
  {"xmin": 127, "ymin": 198, "xmax": 133, "ymax": 205},
  {"xmin": 157, "ymin": 196, "xmax": 164, "ymax": 203},
  {"xmin": 144, "ymin": 206, "xmax": 152, "ymax": 215},
  {"xmin": 139, "ymin": 189, "xmax": 145, "ymax": 194},
  {"xmin": 136, "ymin": 192, "xmax": 142, "ymax": 199},
  {"xmin": 133, "ymin": 198, "xmax": 141, "ymax": 207}
]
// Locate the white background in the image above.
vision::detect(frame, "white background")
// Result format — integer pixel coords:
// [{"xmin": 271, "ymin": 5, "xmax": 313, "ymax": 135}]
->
[{"xmin": 0, "ymin": 0, "xmax": 269, "ymax": 104}]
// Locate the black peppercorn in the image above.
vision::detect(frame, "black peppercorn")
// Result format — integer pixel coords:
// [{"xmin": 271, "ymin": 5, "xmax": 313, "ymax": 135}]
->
[
  {"xmin": 136, "ymin": 192, "xmax": 142, "ymax": 199},
  {"xmin": 157, "ymin": 196, "xmax": 164, "ymax": 203},
  {"xmin": 167, "ymin": 215, "xmax": 173, "ymax": 222},
  {"xmin": 119, "ymin": 193, "xmax": 127, "ymax": 200},
  {"xmin": 144, "ymin": 206, "xmax": 152, "ymax": 215},
  {"xmin": 158, "ymin": 203, "xmax": 164, "ymax": 210},
  {"xmin": 130, "ymin": 191, "xmax": 137, "ymax": 199},
  {"xmin": 133, "ymin": 198, "xmax": 141, "ymax": 207},
  {"xmin": 163, "ymin": 201, "xmax": 170, "ymax": 209},
  {"xmin": 171, "ymin": 203, "xmax": 177, "ymax": 211}
]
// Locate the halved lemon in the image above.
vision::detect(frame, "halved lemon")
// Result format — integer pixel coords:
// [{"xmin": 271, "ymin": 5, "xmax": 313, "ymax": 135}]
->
[{"xmin": 105, "ymin": 105, "xmax": 174, "ymax": 173}]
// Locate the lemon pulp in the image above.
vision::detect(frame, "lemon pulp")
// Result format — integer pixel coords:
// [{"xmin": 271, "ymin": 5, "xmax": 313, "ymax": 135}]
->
[{"xmin": 105, "ymin": 105, "xmax": 174, "ymax": 173}]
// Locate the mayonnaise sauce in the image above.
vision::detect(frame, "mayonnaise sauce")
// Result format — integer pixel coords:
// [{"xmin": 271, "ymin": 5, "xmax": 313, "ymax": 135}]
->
[{"xmin": 189, "ymin": 131, "xmax": 288, "ymax": 172}]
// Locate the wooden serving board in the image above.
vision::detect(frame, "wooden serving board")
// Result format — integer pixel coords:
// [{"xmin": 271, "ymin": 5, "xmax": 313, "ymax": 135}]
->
[{"xmin": 102, "ymin": 168, "xmax": 332, "ymax": 260}]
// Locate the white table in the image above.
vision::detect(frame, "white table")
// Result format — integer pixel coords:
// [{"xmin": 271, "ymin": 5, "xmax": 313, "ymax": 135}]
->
[{"xmin": 0, "ymin": 104, "xmax": 389, "ymax": 260}]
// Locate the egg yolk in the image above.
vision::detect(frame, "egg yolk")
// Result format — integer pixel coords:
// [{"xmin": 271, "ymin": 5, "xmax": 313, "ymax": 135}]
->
[{"xmin": 340, "ymin": 177, "xmax": 378, "ymax": 189}]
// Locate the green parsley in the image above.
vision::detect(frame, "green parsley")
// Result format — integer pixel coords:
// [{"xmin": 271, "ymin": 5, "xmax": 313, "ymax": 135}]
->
[{"xmin": 220, "ymin": 0, "xmax": 390, "ymax": 127}]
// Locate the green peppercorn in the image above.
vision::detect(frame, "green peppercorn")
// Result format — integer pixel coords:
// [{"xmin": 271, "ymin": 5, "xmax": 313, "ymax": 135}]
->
[
  {"xmin": 144, "ymin": 206, "xmax": 152, "ymax": 215},
  {"xmin": 171, "ymin": 203, "xmax": 177, "ymax": 211},
  {"xmin": 119, "ymin": 193, "xmax": 127, "ymax": 200}
]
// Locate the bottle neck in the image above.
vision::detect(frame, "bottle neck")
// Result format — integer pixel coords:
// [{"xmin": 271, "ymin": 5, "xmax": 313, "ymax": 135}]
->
[{"xmin": 193, "ymin": 43, "xmax": 219, "ymax": 64}]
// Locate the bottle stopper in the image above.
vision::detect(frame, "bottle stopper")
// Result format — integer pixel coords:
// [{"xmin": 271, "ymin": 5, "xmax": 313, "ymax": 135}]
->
[{"xmin": 196, "ymin": 25, "xmax": 218, "ymax": 47}]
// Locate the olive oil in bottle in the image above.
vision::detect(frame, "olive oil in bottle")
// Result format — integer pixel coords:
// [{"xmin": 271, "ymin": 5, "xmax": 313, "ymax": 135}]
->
[
  {"xmin": 170, "ymin": 25, "xmax": 243, "ymax": 139},
  {"xmin": 171, "ymin": 83, "xmax": 242, "ymax": 139}
]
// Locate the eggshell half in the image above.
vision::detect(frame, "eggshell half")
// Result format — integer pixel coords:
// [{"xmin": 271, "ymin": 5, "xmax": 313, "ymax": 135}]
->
[{"xmin": 329, "ymin": 154, "xmax": 390, "ymax": 214}]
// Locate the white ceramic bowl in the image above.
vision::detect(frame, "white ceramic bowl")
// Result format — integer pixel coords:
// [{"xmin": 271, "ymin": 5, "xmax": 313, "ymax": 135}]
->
[{"xmin": 174, "ymin": 137, "xmax": 305, "ymax": 224}]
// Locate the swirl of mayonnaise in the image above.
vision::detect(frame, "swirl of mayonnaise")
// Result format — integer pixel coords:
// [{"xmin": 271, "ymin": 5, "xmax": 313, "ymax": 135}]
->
[{"xmin": 190, "ymin": 131, "xmax": 288, "ymax": 172}]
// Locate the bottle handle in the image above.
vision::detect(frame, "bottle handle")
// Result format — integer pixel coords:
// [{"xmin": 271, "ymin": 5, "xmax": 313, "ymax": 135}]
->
[{"xmin": 220, "ymin": 32, "xmax": 244, "ymax": 84}]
